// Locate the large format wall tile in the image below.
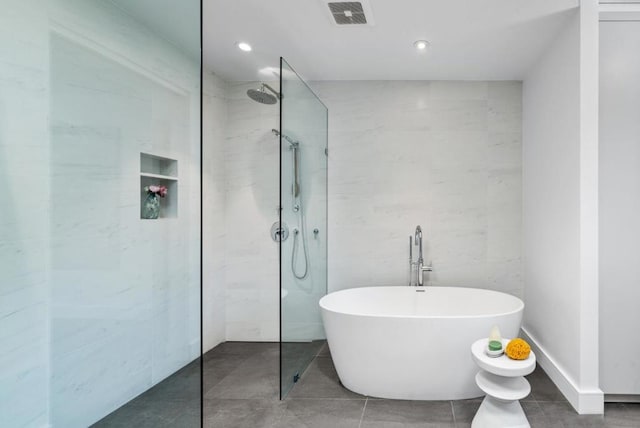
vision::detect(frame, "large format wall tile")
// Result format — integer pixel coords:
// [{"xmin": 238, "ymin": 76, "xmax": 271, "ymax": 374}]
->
[
  {"xmin": 223, "ymin": 81, "xmax": 280, "ymax": 341},
  {"xmin": 205, "ymin": 79, "xmax": 521, "ymax": 342},
  {"xmin": 3, "ymin": 1, "xmax": 202, "ymax": 426},
  {"xmin": 203, "ymin": 72, "xmax": 227, "ymax": 351},
  {"xmin": 47, "ymin": 2, "xmax": 201, "ymax": 426},
  {"xmin": 0, "ymin": 2, "xmax": 50, "ymax": 427},
  {"xmin": 312, "ymin": 80, "xmax": 523, "ymax": 298}
]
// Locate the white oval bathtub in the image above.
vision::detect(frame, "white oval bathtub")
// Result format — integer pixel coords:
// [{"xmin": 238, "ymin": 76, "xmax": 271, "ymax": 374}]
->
[{"xmin": 319, "ymin": 286, "xmax": 524, "ymax": 400}]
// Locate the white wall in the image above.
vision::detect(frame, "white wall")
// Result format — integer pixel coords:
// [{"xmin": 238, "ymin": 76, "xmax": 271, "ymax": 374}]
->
[
  {"xmin": 221, "ymin": 81, "xmax": 281, "ymax": 342},
  {"xmin": 50, "ymin": 1, "xmax": 201, "ymax": 425},
  {"xmin": 203, "ymin": 79, "xmax": 523, "ymax": 343},
  {"xmin": 280, "ymin": 71, "xmax": 328, "ymax": 341},
  {"xmin": 312, "ymin": 81, "xmax": 523, "ymax": 298},
  {"xmin": 523, "ymin": 9, "xmax": 581, "ymax": 389},
  {"xmin": 203, "ymin": 74, "xmax": 330, "ymax": 344},
  {"xmin": 203, "ymin": 71, "xmax": 227, "ymax": 351},
  {"xmin": 0, "ymin": 2, "xmax": 50, "ymax": 427},
  {"xmin": 1, "ymin": 1, "xmax": 202, "ymax": 426},
  {"xmin": 522, "ymin": 4, "xmax": 602, "ymax": 414},
  {"xmin": 202, "ymin": 74, "xmax": 282, "ymax": 347},
  {"xmin": 599, "ymin": 20, "xmax": 640, "ymax": 396},
  {"xmin": 202, "ymin": 77, "xmax": 281, "ymax": 345}
]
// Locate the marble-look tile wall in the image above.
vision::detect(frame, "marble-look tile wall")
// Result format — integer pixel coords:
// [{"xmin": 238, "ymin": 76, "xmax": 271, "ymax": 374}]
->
[
  {"xmin": 0, "ymin": 2, "xmax": 50, "ymax": 427},
  {"xmin": 223, "ymin": 81, "xmax": 280, "ymax": 341},
  {"xmin": 311, "ymin": 81, "xmax": 523, "ymax": 297},
  {"xmin": 203, "ymin": 76, "xmax": 327, "ymax": 343},
  {"xmin": 49, "ymin": 34, "xmax": 199, "ymax": 428},
  {"xmin": 280, "ymin": 71, "xmax": 328, "ymax": 342},
  {"xmin": 48, "ymin": 2, "xmax": 201, "ymax": 426},
  {"xmin": 202, "ymin": 79, "xmax": 522, "ymax": 343},
  {"xmin": 1, "ymin": 1, "xmax": 201, "ymax": 427},
  {"xmin": 203, "ymin": 71, "xmax": 227, "ymax": 351}
]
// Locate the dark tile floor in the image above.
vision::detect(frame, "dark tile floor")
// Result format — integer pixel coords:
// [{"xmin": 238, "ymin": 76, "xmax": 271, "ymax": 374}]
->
[
  {"xmin": 92, "ymin": 360, "xmax": 201, "ymax": 427},
  {"xmin": 281, "ymin": 341, "xmax": 327, "ymax": 397},
  {"xmin": 95, "ymin": 341, "xmax": 640, "ymax": 428}
]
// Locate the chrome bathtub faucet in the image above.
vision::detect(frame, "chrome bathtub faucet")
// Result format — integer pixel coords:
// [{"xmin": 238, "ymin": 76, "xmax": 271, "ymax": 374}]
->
[{"xmin": 409, "ymin": 225, "xmax": 433, "ymax": 286}]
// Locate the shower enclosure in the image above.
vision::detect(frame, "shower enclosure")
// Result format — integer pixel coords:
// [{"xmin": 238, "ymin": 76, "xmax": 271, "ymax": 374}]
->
[
  {"xmin": 279, "ymin": 58, "xmax": 329, "ymax": 398},
  {"xmin": 1, "ymin": 1, "xmax": 201, "ymax": 427}
]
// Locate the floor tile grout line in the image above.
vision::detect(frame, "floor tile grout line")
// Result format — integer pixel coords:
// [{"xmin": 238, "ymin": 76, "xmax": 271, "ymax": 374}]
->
[
  {"xmin": 108, "ymin": 342, "xmax": 586, "ymax": 426},
  {"xmin": 358, "ymin": 397, "xmax": 368, "ymax": 428},
  {"xmin": 450, "ymin": 400, "xmax": 457, "ymax": 427},
  {"xmin": 285, "ymin": 397, "xmax": 367, "ymax": 401}
]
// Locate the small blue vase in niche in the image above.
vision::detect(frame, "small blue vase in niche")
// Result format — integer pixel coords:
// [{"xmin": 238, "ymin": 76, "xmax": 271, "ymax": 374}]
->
[{"xmin": 142, "ymin": 193, "xmax": 160, "ymax": 219}]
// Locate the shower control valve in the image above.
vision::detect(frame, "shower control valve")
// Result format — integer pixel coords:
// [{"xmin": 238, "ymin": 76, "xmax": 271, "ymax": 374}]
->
[{"xmin": 270, "ymin": 221, "xmax": 289, "ymax": 242}]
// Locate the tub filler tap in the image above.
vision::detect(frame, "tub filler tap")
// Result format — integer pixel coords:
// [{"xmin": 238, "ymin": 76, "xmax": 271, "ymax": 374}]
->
[{"xmin": 409, "ymin": 225, "xmax": 432, "ymax": 286}]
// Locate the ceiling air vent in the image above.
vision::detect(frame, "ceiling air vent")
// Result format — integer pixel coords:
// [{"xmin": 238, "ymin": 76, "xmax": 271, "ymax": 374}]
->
[{"xmin": 325, "ymin": 0, "xmax": 375, "ymax": 26}]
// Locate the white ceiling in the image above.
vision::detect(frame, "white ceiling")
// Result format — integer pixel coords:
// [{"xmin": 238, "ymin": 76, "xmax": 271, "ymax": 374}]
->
[
  {"xmin": 204, "ymin": 0, "xmax": 578, "ymax": 81},
  {"xmin": 108, "ymin": 0, "xmax": 579, "ymax": 82}
]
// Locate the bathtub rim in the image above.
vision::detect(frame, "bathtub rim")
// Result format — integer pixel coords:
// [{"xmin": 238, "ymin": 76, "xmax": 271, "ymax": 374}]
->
[{"xmin": 319, "ymin": 286, "xmax": 524, "ymax": 320}]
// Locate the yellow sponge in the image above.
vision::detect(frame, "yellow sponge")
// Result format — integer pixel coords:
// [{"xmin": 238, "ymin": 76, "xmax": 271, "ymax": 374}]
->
[{"xmin": 505, "ymin": 338, "xmax": 531, "ymax": 360}]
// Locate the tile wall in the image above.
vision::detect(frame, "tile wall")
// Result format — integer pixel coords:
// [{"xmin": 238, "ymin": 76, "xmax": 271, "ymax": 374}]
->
[
  {"xmin": 313, "ymin": 81, "xmax": 523, "ymax": 297},
  {"xmin": 1, "ymin": 1, "xmax": 201, "ymax": 426},
  {"xmin": 203, "ymin": 79, "xmax": 522, "ymax": 343}
]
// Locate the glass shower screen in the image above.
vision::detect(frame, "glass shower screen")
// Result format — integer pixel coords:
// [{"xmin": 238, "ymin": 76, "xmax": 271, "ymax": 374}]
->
[
  {"xmin": 0, "ymin": 1, "xmax": 202, "ymax": 426},
  {"xmin": 279, "ymin": 58, "xmax": 328, "ymax": 398}
]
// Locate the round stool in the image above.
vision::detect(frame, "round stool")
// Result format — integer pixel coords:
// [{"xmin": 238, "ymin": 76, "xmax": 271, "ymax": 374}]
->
[{"xmin": 470, "ymin": 338, "xmax": 536, "ymax": 428}]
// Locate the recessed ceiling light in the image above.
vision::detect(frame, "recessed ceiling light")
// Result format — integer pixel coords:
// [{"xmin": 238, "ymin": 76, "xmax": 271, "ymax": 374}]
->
[
  {"xmin": 237, "ymin": 42, "xmax": 252, "ymax": 52},
  {"xmin": 413, "ymin": 40, "xmax": 430, "ymax": 51}
]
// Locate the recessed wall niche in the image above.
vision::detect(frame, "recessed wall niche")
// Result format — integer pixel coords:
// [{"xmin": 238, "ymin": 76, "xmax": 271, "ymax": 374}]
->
[{"xmin": 140, "ymin": 153, "xmax": 178, "ymax": 219}]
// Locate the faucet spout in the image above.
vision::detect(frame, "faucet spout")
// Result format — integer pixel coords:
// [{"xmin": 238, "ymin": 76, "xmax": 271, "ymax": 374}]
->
[{"xmin": 414, "ymin": 225, "xmax": 423, "ymax": 264}]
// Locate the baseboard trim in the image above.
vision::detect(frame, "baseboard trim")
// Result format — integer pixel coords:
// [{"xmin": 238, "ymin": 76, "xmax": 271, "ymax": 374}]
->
[
  {"xmin": 520, "ymin": 327, "xmax": 604, "ymax": 415},
  {"xmin": 605, "ymin": 394, "xmax": 640, "ymax": 403}
]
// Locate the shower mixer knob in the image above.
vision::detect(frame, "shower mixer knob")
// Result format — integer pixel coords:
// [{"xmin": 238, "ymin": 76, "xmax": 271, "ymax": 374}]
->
[{"xmin": 270, "ymin": 221, "xmax": 289, "ymax": 242}]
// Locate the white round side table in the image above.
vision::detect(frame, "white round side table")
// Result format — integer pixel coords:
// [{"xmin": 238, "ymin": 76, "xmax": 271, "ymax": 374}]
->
[{"xmin": 470, "ymin": 338, "xmax": 536, "ymax": 428}]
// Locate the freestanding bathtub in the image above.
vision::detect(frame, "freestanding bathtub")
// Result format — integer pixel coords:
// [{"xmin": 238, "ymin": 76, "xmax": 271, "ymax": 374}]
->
[{"xmin": 319, "ymin": 286, "xmax": 524, "ymax": 400}]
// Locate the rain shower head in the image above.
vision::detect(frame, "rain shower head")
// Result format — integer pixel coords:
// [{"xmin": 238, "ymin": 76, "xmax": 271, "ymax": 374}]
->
[
  {"xmin": 247, "ymin": 88, "xmax": 276, "ymax": 104},
  {"xmin": 247, "ymin": 83, "xmax": 279, "ymax": 105}
]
